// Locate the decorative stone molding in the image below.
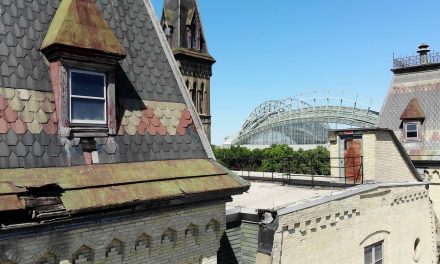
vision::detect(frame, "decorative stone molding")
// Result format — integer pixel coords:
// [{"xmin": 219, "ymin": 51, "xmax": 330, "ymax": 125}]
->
[
  {"xmin": 286, "ymin": 208, "xmax": 360, "ymax": 236},
  {"xmin": 391, "ymin": 191, "xmax": 428, "ymax": 206}
]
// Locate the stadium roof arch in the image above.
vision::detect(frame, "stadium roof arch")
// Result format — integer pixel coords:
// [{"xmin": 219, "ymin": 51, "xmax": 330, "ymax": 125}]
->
[{"xmin": 226, "ymin": 90, "xmax": 379, "ymax": 146}]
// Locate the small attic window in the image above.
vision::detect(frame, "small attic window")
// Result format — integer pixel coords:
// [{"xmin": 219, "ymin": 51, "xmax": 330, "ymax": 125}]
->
[
  {"xmin": 405, "ymin": 122, "xmax": 419, "ymax": 140},
  {"xmin": 69, "ymin": 70, "xmax": 107, "ymax": 125}
]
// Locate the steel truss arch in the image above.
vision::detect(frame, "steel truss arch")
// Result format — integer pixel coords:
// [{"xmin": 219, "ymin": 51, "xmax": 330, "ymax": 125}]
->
[{"xmin": 229, "ymin": 90, "xmax": 379, "ymax": 146}]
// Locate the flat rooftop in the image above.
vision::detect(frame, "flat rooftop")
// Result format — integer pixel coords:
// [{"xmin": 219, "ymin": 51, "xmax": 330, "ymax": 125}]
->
[{"xmin": 227, "ymin": 181, "xmax": 342, "ymax": 211}]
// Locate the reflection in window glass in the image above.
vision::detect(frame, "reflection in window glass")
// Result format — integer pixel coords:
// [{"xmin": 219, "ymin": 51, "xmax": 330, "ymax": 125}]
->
[
  {"xmin": 70, "ymin": 70, "xmax": 106, "ymax": 124},
  {"xmin": 71, "ymin": 98, "xmax": 105, "ymax": 122},
  {"xmin": 71, "ymin": 71, "xmax": 105, "ymax": 97},
  {"xmin": 364, "ymin": 241, "xmax": 383, "ymax": 264},
  {"xmin": 405, "ymin": 123, "xmax": 418, "ymax": 139}
]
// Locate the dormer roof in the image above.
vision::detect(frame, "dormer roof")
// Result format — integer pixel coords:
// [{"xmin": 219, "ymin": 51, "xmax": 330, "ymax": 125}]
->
[
  {"xmin": 41, "ymin": 0, "xmax": 125, "ymax": 58},
  {"xmin": 400, "ymin": 98, "xmax": 425, "ymax": 120}
]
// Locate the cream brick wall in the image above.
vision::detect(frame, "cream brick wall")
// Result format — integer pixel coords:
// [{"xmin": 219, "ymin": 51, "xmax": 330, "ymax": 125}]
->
[
  {"xmin": 374, "ymin": 131, "xmax": 417, "ymax": 182},
  {"xmin": 271, "ymin": 185, "xmax": 437, "ymax": 264},
  {"xmin": 0, "ymin": 203, "xmax": 226, "ymax": 264},
  {"xmin": 329, "ymin": 130, "xmax": 417, "ymax": 183}
]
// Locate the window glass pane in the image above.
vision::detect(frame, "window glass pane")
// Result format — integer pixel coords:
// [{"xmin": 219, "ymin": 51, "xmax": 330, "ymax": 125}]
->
[
  {"xmin": 364, "ymin": 247, "xmax": 372, "ymax": 264},
  {"xmin": 71, "ymin": 71, "xmax": 105, "ymax": 98},
  {"xmin": 71, "ymin": 98, "xmax": 105, "ymax": 122},
  {"xmin": 406, "ymin": 124, "xmax": 417, "ymax": 131},
  {"xmin": 192, "ymin": 90, "xmax": 197, "ymax": 106},
  {"xmin": 375, "ymin": 244, "xmax": 382, "ymax": 259},
  {"xmin": 375, "ymin": 261, "xmax": 383, "ymax": 264},
  {"xmin": 407, "ymin": 131, "xmax": 418, "ymax": 138}
]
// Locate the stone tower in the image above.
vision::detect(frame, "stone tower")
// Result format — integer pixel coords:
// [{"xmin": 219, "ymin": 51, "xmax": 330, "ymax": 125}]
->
[{"xmin": 161, "ymin": 0, "xmax": 215, "ymax": 142}]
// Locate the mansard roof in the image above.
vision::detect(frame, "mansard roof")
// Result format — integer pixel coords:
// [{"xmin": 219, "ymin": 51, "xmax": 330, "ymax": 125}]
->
[
  {"xmin": 378, "ymin": 68, "xmax": 440, "ymax": 159},
  {"xmin": 0, "ymin": 0, "xmax": 248, "ymax": 226}
]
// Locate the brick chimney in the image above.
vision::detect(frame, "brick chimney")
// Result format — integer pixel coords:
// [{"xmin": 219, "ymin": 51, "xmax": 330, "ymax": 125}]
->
[{"xmin": 417, "ymin": 43, "xmax": 430, "ymax": 65}]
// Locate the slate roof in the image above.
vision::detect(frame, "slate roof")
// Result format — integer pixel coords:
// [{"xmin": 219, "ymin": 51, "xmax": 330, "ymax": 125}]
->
[
  {"xmin": 0, "ymin": 0, "xmax": 249, "ymax": 226},
  {"xmin": 378, "ymin": 68, "xmax": 440, "ymax": 160},
  {"xmin": 0, "ymin": 0, "xmax": 210, "ymax": 168}
]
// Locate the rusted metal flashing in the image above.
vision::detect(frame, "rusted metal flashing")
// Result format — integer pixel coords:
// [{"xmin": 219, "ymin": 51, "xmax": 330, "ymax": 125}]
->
[{"xmin": 400, "ymin": 98, "xmax": 425, "ymax": 120}]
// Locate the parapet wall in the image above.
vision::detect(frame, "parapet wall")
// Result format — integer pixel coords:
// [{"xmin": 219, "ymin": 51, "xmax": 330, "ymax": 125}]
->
[{"xmin": 271, "ymin": 184, "xmax": 436, "ymax": 263}]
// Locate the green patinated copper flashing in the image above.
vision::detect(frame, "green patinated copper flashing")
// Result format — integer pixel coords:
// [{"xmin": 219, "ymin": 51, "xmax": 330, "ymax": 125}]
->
[
  {"xmin": 0, "ymin": 159, "xmax": 227, "ymax": 190},
  {"xmin": 41, "ymin": 0, "xmax": 125, "ymax": 56},
  {"xmin": 0, "ymin": 159, "xmax": 249, "ymax": 213},
  {"xmin": 61, "ymin": 175, "xmax": 242, "ymax": 212}
]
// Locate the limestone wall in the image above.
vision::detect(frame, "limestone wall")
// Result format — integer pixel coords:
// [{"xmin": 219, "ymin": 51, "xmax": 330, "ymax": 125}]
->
[
  {"xmin": 0, "ymin": 203, "xmax": 225, "ymax": 264},
  {"xmin": 271, "ymin": 184, "xmax": 437, "ymax": 263}
]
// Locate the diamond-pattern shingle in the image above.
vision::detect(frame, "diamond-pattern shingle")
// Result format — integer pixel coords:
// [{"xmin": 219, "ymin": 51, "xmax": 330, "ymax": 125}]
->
[
  {"xmin": 0, "ymin": 0, "xmax": 209, "ymax": 169},
  {"xmin": 378, "ymin": 72, "xmax": 440, "ymax": 157}
]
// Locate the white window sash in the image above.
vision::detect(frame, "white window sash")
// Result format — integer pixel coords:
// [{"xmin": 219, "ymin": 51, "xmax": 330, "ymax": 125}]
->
[
  {"xmin": 405, "ymin": 122, "xmax": 419, "ymax": 139},
  {"xmin": 69, "ymin": 69, "xmax": 107, "ymax": 125}
]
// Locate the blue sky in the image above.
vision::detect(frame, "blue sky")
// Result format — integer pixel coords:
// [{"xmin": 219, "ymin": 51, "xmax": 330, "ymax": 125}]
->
[{"xmin": 150, "ymin": 0, "xmax": 440, "ymax": 145}]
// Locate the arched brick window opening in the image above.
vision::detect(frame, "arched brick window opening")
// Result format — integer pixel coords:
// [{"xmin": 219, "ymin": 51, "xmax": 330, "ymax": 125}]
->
[
  {"xmin": 185, "ymin": 223, "xmax": 200, "ymax": 245},
  {"xmin": 192, "ymin": 81, "xmax": 197, "ymax": 108},
  {"xmin": 72, "ymin": 245, "xmax": 93, "ymax": 264},
  {"xmin": 206, "ymin": 219, "xmax": 220, "ymax": 233},
  {"xmin": 198, "ymin": 83, "xmax": 204, "ymax": 114},
  {"xmin": 162, "ymin": 228, "xmax": 177, "ymax": 244},
  {"xmin": 185, "ymin": 223, "xmax": 199, "ymax": 238},
  {"xmin": 135, "ymin": 233, "xmax": 151, "ymax": 253},
  {"xmin": 106, "ymin": 239, "xmax": 124, "ymax": 259}
]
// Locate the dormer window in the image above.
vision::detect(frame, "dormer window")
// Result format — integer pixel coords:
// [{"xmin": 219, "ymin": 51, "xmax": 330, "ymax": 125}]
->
[
  {"xmin": 69, "ymin": 70, "xmax": 107, "ymax": 125},
  {"xmin": 404, "ymin": 122, "xmax": 419, "ymax": 141},
  {"xmin": 40, "ymin": 0, "xmax": 126, "ymax": 136},
  {"xmin": 399, "ymin": 98, "xmax": 425, "ymax": 142}
]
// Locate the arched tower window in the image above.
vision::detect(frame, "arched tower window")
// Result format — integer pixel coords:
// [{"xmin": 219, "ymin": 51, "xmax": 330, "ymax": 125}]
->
[
  {"xmin": 192, "ymin": 81, "xmax": 197, "ymax": 108},
  {"xmin": 191, "ymin": 26, "xmax": 196, "ymax": 49},
  {"xmin": 198, "ymin": 83, "xmax": 204, "ymax": 114}
]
